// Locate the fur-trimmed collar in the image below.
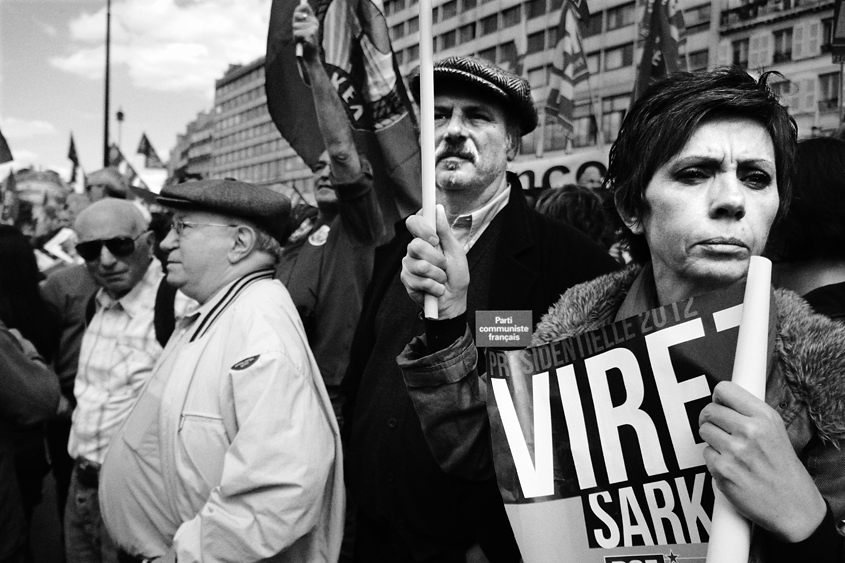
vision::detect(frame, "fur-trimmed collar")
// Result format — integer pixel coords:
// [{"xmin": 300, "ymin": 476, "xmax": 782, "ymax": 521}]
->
[{"xmin": 531, "ymin": 264, "xmax": 845, "ymax": 443}]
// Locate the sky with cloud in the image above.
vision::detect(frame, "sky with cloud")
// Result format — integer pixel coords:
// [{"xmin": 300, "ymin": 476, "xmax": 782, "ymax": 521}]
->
[{"xmin": 0, "ymin": 0, "xmax": 273, "ymax": 189}]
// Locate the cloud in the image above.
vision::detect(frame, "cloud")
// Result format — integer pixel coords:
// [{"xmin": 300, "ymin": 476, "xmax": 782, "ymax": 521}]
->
[
  {"xmin": 51, "ymin": 0, "xmax": 272, "ymax": 96},
  {"xmin": 1, "ymin": 117, "xmax": 57, "ymax": 139},
  {"xmin": 38, "ymin": 21, "xmax": 59, "ymax": 37}
]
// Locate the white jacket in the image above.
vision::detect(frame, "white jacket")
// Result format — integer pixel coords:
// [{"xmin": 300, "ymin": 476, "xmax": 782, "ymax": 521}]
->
[{"xmin": 100, "ymin": 270, "xmax": 344, "ymax": 563}]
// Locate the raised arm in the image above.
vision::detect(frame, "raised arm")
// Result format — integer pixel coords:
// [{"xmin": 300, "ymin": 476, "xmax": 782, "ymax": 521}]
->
[{"xmin": 293, "ymin": 3, "xmax": 360, "ymax": 184}]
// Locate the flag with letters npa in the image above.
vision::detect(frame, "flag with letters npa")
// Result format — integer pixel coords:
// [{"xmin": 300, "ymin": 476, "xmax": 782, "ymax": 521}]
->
[
  {"xmin": 265, "ymin": 0, "xmax": 421, "ymax": 224},
  {"xmin": 632, "ymin": 0, "xmax": 686, "ymax": 101},
  {"xmin": 485, "ymin": 283, "xmax": 768, "ymax": 563},
  {"xmin": 546, "ymin": 0, "xmax": 590, "ymax": 135},
  {"xmin": 137, "ymin": 133, "xmax": 165, "ymax": 169},
  {"xmin": 0, "ymin": 127, "xmax": 12, "ymax": 164}
]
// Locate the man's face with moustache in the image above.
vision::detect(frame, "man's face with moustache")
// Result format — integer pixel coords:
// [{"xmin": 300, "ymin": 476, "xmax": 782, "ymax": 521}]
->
[{"xmin": 433, "ymin": 85, "xmax": 516, "ymax": 209}]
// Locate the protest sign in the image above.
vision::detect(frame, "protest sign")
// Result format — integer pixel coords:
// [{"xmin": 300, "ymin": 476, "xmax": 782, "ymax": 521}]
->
[{"xmin": 486, "ymin": 283, "xmax": 772, "ymax": 563}]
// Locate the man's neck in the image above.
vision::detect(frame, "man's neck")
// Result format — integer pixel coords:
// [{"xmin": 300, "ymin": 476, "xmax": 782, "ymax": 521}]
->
[{"xmin": 439, "ymin": 173, "xmax": 509, "ymax": 220}]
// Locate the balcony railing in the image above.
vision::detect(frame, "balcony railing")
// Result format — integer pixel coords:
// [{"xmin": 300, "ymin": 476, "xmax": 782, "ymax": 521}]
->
[
  {"xmin": 773, "ymin": 51, "xmax": 793, "ymax": 63},
  {"xmin": 720, "ymin": 0, "xmax": 834, "ymax": 29}
]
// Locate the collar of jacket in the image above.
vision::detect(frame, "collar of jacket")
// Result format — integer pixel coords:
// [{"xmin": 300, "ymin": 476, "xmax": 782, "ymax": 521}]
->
[{"xmin": 531, "ymin": 263, "xmax": 845, "ymax": 444}]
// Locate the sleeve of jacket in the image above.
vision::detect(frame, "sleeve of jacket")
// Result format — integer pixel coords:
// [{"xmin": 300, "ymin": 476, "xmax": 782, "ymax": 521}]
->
[
  {"xmin": 0, "ymin": 323, "xmax": 60, "ymax": 426},
  {"xmin": 171, "ymin": 347, "xmax": 337, "ymax": 562},
  {"xmin": 335, "ymin": 158, "xmax": 386, "ymax": 247},
  {"xmin": 398, "ymin": 326, "xmax": 496, "ymax": 481}
]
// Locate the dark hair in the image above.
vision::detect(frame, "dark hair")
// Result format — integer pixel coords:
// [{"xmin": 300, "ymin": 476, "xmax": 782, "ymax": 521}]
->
[
  {"xmin": 576, "ymin": 161, "xmax": 607, "ymax": 183},
  {"xmin": 606, "ymin": 66, "xmax": 797, "ymax": 263},
  {"xmin": 535, "ymin": 184, "xmax": 609, "ymax": 248},
  {"xmin": 766, "ymin": 137, "xmax": 845, "ymax": 261},
  {"xmin": 0, "ymin": 225, "xmax": 59, "ymax": 360}
]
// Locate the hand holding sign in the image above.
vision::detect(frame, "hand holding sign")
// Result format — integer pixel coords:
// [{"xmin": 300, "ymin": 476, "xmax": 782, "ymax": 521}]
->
[
  {"xmin": 700, "ymin": 382, "xmax": 827, "ymax": 542},
  {"xmin": 402, "ymin": 205, "xmax": 469, "ymax": 320}
]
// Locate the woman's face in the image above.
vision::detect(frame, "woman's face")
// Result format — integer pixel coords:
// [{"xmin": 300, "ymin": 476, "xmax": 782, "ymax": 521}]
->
[{"xmin": 624, "ymin": 117, "xmax": 779, "ymax": 304}]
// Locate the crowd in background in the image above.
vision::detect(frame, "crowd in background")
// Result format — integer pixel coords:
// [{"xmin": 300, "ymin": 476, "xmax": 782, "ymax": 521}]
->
[{"xmin": 2, "ymin": 47, "xmax": 845, "ymax": 563}]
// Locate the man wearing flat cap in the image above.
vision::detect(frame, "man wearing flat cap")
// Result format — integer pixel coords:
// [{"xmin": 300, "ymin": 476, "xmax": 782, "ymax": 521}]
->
[
  {"xmin": 99, "ymin": 179, "xmax": 344, "ymax": 563},
  {"xmin": 342, "ymin": 56, "xmax": 617, "ymax": 561}
]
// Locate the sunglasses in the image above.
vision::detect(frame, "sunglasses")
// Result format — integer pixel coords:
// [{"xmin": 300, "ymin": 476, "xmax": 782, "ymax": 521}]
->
[{"xmin": 75, "ymin": 232, "xmax": 147, "ymax": 262}]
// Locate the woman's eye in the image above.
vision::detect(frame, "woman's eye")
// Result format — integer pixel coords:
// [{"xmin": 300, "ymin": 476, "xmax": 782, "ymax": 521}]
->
[
  {"xmin": 742, "ymin": 171, "xmax": 772, "ymax": 189},
  {"xmin": 676, "ymin": 168, "xmax": 709, "ymax": 183}
]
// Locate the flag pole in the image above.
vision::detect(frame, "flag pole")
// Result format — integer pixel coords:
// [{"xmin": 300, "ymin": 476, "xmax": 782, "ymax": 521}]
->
[
  {"xmin": 705, "ymin": 256, "xmax": 772, "ymax": 563},
  {"xmin": 103, "ymin": 0, "xmax": 112, "ymax": 168},
  {"xmin": 419, "ymin": 0, "xmax": 438, "ymax": 319}
]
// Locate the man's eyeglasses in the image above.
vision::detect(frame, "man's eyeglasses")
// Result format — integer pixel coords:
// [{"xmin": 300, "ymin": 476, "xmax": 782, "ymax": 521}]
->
[
  {"xmin": 76, "ymin": 232, "xmax": 147, "ymax": 262},
  {"xmin": 170, "ymin": 218, "xmax": 238, "ymax": 237}
]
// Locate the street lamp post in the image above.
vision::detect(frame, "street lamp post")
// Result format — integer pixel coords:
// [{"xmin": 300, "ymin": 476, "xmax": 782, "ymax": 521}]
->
[{"xmin": 117, "ymin": 107, "xmax": 124, "ymax": 152}]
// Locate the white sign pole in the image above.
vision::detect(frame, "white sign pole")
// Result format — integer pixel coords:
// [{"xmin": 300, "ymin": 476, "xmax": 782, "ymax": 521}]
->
[
  {"xmin": 419, "ymin": 0, "xmax": 438, "ymax": 319},
  {"xmin": 705, "ymin": 255, "xmax": 772, "ymax": 563}
]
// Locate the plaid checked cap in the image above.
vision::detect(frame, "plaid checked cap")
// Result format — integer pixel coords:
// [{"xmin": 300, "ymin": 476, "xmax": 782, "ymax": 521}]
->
[{"xmin": 411, "ymin": 56, "xmax": 539, "ymax": 135}]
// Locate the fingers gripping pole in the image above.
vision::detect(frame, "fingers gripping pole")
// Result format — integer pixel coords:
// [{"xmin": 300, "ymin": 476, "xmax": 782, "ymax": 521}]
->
[
  {"xmin": 705, "ymin": 256, "xmax": 772, "ymax": 563},
  {"xmin": 419, "ymin": 0, "xmax": 438, "ymax": 319}
]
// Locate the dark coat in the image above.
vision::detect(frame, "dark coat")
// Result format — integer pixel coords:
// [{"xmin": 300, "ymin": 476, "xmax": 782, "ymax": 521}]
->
[
  {"xmin": 343, "ymin": 176, "xmax": 618, "ymax": 561},
  {"xmin": 0, "ymin": 321, "xmax": 60, "ymax": 559}
]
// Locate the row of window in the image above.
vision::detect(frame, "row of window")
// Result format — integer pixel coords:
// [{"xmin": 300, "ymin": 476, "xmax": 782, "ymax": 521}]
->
[
  {"xmin": 214, "ymin": 122, "xmax": 280, "ymax": 150},
  {"xmin": 217, "ymin": 66, "xmax": 265, "ymax": 98},
  {"xmin": 390, "ymin": 0, "xmax": 564, "ymax": 40},
  {"xmin": 726, "ymin": 18, "xmax": 831, "ymax": 68},
  {"xmin": 216, "ymin": 85, "xmax": 265, "ymax": 114},
  {"xmin": 214, "ymin": 138, "xmax": 288, "ymax": 166},
  {"xmin": 390, "ymin": 0, "xmax": 712, "ymax": 47},
  {"xmin": 215, "ymin": 105, "xmax": 269, "ymax": 131},
  {"xmin": 770, "ymin": 72, "xmax": 841, "ymax": 114},
  {"xmin": 216, "ymin": 155, "xmax": 304, "ymax": 184}
]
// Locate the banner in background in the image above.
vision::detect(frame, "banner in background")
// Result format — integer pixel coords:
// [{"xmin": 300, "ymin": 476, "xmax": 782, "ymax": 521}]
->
[
  {"xmin": 486, "ymin": 284, "xmax": 758, "ymax": 563},
  {"xmin": 265, "ymin": 0, "xmax": 421, "ymax": 224},
  {"xmin": 546, "ymin": 1, "xmax": 591, "ymax": 135},
  {"xmin": 632, "ymin": 0, "xmax": 686, "ymax": 101}
]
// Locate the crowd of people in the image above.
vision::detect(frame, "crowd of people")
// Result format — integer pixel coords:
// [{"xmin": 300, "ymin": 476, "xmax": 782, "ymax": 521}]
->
[{"xmin": 1, "ymin": 6, "xmax": 845, "ymax": 563}]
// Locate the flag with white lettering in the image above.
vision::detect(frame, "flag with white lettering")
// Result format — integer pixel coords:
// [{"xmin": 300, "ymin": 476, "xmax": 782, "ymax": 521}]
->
[
  {"xmin": 486, "ymin": 284, "xmax": 768, "ymax": 563},
  {"xmin": 265, "ymin": 0, "xmax": 421, "ymax": 226},
  {"xmin": 632, "ymin": 0, "xmax": 686, "ymax": 101},
  {"xmin": 546, "ymin": 1, "xmax": 590, "ymax": 135}
]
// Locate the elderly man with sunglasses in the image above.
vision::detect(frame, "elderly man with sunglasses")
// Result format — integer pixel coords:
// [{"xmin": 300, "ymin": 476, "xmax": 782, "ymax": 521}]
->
[{"xmin": 64, "ymin": 199, "xmax": 194, "ymax": 563}]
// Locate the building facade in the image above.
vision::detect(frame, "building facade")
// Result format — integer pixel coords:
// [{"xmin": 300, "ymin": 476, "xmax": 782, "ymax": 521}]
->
[
  {"xmin": 168, "ymin": 110, "xmax": 215, "ymax": 182},
  {"xmin": 384, "ymin": 0, "xmax": 842, "ymax": 157},
  {"xmin": 170, "ymin": 0, "xmax": 843, "ymax": 193}
]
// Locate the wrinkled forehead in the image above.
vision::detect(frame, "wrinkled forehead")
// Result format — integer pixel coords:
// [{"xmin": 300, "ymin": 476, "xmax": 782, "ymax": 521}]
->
[
  {"xmin": 434, "ymin": 83, "xmax": 509, "ymax": 120},
  {"xmin": 75, "ymin": 202, "xmax": 145, "ymax": 241}
]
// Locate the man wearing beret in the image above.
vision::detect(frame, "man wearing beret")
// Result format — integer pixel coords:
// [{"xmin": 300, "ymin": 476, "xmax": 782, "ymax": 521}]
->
[
  {"xmin": 99, "ymin": 179, "xmax": 344, "ymax": 563},
  {"xmin": 342, "ymin": 56, "xmax": 618, "ymax": 562}
]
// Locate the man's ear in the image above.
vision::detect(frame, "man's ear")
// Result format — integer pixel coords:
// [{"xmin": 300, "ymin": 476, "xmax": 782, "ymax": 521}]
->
[
  {"xmin": 229, "ymin": 225, "xmax": 256, "ymax": 263},
  {"xmin": 615, "ymin": 200, "xmax": 644, "ymax": 235},
  {"xmin": 140, "ymin": 230, "xmax": 156, "ymax": 258}
]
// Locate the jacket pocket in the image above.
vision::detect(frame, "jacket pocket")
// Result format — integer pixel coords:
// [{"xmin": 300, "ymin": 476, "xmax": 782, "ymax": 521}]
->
[{"xmin": 176, "ymin": 413, "xmax": 229, "ymax": 505}]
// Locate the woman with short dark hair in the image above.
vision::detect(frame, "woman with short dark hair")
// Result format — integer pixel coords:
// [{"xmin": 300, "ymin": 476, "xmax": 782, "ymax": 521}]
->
[{"xmin": 398, "ymin": 67, "xmax": 845, "ymax": 561}]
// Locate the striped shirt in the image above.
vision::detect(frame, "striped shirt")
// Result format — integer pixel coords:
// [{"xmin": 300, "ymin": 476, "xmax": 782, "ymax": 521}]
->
[{"xmin": 68, "ymin": 260, "xmax": 195, "ymax": 464}]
